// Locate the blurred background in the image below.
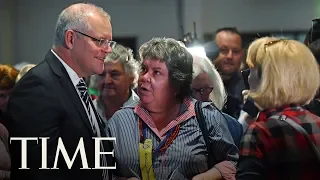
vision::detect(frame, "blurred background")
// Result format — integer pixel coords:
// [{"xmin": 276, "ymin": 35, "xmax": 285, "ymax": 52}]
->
[{"xmin": 0, "ymin": 0, "xmax": 318, "ymax": 65}]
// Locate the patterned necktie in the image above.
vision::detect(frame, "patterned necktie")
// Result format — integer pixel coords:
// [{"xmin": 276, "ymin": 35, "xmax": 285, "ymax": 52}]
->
[
  {"xmin": 76, "ymin": 78, "xmax": 96, "ymax": 134},
  {"xmin": 76, "ymin": 78, "xmax": 109, "ymax": 180}
]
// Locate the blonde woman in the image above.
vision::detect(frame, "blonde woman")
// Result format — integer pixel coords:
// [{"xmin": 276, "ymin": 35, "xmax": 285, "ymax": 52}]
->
[{"xmin": 237, "ymin": 37, "xmax": 320, "ymax": 179}]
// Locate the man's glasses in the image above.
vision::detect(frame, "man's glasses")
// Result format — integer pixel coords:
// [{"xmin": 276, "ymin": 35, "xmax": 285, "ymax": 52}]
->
[
  {"xmin": 191, "ymin": 87, "xmax": 213, "ymax": 96},
  {"xmin": 73, "ymin": 30, "xmax": 116, "ymax": 48}
]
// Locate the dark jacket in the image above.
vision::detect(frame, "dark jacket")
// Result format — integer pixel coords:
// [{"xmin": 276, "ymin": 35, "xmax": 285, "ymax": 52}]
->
[{"xmin": 7, "ymin": 51, "xmax": 114, "ymax": 180}]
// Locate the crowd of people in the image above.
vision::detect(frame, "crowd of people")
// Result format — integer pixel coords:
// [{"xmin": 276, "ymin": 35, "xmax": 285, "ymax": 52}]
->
[{"xmin": 0, "ymin": 2, "xmax": 320, "ymax": 180}]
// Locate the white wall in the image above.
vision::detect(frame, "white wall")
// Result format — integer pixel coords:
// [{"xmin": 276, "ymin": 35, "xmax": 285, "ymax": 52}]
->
[
  {"xmin": 14, "ymin": 0, "xmax": 180, "ymax": 64},
  {"xmin": 0, "ymin": 0, "xmax": 15, "ymax": 64},
  {"xmin": 4, "ymin": 0, "xmax": 318, "ymax": 64},
  {"xmin": 184, "ymin": 0, "xmax": 204, "ymax": 40},
  {"xmin": 201, "ymin": 0, "xmax": 315, "ymax": 34}
]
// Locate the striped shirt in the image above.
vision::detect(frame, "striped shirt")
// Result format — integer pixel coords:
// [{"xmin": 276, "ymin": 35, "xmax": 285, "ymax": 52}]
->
[
  {"xmin": 107, "ymin": 97, "xmax": 238, "ymax": 179},
  {"xmin": 93, "ymin": 90, "xmax": 140, "ymax": 124}
]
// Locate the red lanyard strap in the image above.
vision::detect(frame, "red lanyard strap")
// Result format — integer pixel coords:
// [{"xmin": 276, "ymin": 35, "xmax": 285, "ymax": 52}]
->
[{"xmin": 139, "ymin": 119, "xmax": 180, "ymax": 156}]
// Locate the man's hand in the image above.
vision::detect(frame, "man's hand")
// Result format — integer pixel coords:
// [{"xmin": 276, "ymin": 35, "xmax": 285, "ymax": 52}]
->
[
  {"xmin": 192, "ymin": 168, "xmax": 222, "ymax": 180},
  {"xmin": 192, "ymin": 173, "xmax": 209, "ymax": 180}
]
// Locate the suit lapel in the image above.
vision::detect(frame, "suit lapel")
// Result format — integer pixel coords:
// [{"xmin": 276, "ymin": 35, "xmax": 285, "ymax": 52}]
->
[
  {"xmin": 45, "ymin": 50, "xmax": 95, "ymax": 136},
  {"xmin": 60, "ymin": 77, "xmax": 96, "ymax": 136}
]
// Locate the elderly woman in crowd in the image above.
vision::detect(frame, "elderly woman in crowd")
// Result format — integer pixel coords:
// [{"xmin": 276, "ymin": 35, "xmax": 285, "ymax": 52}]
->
[
  {"xmin": 93, "ymin": 44, "xmax": 140, "ymax": 124},
  {"xmin": 237, "ymin": 37, "xmax": 320, "ymax": 179},
  {"xmin": 0, "ymin": 64, "xmax": 18, "ymax": 180},
  {"xmin": 191, "ymin": 54, "xmax": 226, "ymax": 110},
  {"xmin": 108, "ymin": 37, "xmax": 238, "ymax": 180},
  {"xmin": 191, "ymin": 54, "xmax": 243, "ymax": 147}
]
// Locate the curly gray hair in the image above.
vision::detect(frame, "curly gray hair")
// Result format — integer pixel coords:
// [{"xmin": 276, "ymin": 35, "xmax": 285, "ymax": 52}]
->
[
  {"xmin": 139, "ymin": 37, "xmax": 193, "ymax": 102},
  {"xmin": 103, "ymin": 44, "xmax": 140, "ymax": 89}
]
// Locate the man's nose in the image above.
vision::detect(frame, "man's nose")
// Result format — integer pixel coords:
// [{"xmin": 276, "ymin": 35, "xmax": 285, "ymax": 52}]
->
[
  {"xmin": 104, "ymin": 74, "xmax": 113, "ymax": 84},
  {"xmin": 102, "ymin": 45, "xmax": 112, "ymax": 55},
  {"xmin": 226, "ymin": 50, "xmax": 233, "ymax": 59}
]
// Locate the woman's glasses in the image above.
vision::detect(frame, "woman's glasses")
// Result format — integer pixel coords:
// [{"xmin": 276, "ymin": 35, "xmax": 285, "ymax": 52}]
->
[{"xmin": 191, "ymin": 87, "xmax": 213, "ymax": 96}]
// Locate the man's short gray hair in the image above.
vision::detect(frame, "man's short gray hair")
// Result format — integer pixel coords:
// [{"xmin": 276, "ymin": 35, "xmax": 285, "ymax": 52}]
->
[
  {"xmin": 104, "ymin": 44, "xmax": 140, "ymax": 89},
  {"xmin": 192, "ymin": 54, "xmax": 227, "ymax": 110},
  {"xmin": 53, "ymin": 3, "xmax": 111, "ymax": 46}
]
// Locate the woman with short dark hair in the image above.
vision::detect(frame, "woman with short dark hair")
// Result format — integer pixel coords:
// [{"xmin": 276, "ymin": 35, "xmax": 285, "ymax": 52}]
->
[{"xmin": 108, "ymin": 37, "xmax": 238, "ymax": 180}]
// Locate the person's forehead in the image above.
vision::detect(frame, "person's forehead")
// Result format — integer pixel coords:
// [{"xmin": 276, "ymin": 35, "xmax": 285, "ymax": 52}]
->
[
  {"xmin": 104, "ymin": 61, "xmax": 125, "ymax": 71},
  {"xmin": 216, "ymin": 31, "xmax": 242, "ymax": 47},
  {"xmin": 192, "ymin": 73, "xmax": 213, "ymax": 86},
  {"xmin": 87, "ymin": 13, "xmax": 112, "ymax": 38},
  {"xmin": 144, "ymin": 59, "xmax": 166, "ymax": 67}
]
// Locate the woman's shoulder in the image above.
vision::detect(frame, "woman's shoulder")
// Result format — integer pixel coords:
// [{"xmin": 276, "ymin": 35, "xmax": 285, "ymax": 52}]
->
[
  {"xmin": 0, "ymin": 123, "xmax": 9, "ymax": 146},
  {"xmin": 108, "ymin": 106, "xmax": 137, "ymax": 126},
  {"xmin": 0, "ymin": 123, "xmax": 8, "ymax": 137}
]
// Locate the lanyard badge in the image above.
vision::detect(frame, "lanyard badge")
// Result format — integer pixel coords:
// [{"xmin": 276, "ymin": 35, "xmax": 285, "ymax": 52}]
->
[
  {"xmin": 138, "ymin": 119, "xmax": 180, "ymax": 180},
  {"xmin": 139, "ymin": 138, "xmax": 156, "ymax": 180}
]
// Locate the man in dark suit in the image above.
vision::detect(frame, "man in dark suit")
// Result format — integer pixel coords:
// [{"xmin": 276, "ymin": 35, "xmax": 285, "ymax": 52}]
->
[{"xmin": 7, "ymin": 3, "xmax": 115, "ymax": 180}]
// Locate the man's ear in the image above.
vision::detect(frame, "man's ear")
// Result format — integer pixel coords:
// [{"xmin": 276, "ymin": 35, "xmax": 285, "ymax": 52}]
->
[{"xmin": 65, "ymin": 30, "xmax": 76, "ymax": 49}]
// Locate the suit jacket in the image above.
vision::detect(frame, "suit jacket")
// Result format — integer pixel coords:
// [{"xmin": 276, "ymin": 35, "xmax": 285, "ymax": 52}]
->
[{"xmin": 7, "ymin": 51, "xmax": 114, "ymax": 180}]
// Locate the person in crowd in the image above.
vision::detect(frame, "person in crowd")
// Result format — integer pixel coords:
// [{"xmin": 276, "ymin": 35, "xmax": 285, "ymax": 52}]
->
[
  {"xmin": 304, "ymin": 18, "xmax": 320, "ymax": 116},
  {"xmin": 213, "ymin": 27, "xmax": 246, "ymax": 119},
  {"xmin": 0, "ymin": 65, "xmax": 19, "ymax": 128},
  {"xmin": 0, "ymin": 64, "xmax": 18, "ymax": 180},
  {"xmin": 191, "ymin": 54, "xmax": 243, "ymax": 147},
  {"xmin": 15, "ymin": 64, "xmax": 36, "ymax": 83},
  {"xmin": 7, "ymin": 3, "xmax": 114, "ymax": 180},
  {"xmin": 108, "ymin": 37, "xmax": 238, "ymax": 180},
  {"xmin": 304, "ymin": 39, "xmax": 320, "ymax": 116},
  {"xmin": 238, "ymin": 19, "xmax": 320, "ymax": 134},
  {"xmin": 191, "ymin": 54, "xmax": 226, "ymax": 110},
  {"xmin": 93, "ymin": 43, "xmax": 140, "ymax": 124},
  {"xmin": 237, "ymin": 37, "xmax": 320, "ymax": 179}
]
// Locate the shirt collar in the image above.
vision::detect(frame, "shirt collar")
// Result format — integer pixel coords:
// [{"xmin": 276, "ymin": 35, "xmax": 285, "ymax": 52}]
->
[
  {"xmin": 96, "ymin": 89, "xmax": 140, "ymax": 121},
  {"xmin": 123, "ymin": 90, "xmax": 140, "ymax": 107},
  {"xmin": 51, "ymin": 49, "xmax": 81, "ymax": 87},
  {"xmin": 134, "ymin": 97, "xmax": 196, "ymax": 137}
]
